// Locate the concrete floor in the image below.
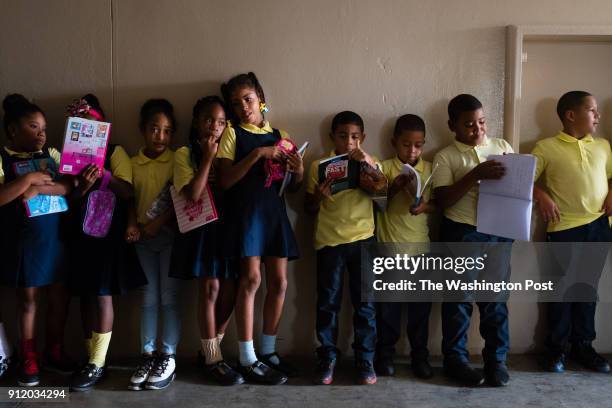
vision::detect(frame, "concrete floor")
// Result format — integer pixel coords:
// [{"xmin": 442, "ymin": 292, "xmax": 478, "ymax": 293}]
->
[{"xmin": 1, "ymin": 355, "xmax": 611, "ymax": 408}]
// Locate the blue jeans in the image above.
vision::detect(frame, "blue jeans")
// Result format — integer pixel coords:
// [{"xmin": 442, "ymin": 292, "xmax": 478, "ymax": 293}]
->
[
  {"xmin": 316, "ymin": 237, "xmax": 377, "ymax": 362},
  {"xmin": 545, "ymin": 215, "xmax": 612, "ymax": 354},
  {"xmin": 135, "ymin": 226, "xmax": 181, "ymax": 355},
  {"xmin": 440, "ymin": 217, "xmax": 511, "ymax": 364}
]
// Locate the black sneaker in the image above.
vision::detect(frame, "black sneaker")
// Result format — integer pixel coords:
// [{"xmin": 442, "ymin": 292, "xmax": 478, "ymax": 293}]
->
[
  {"xmin": 570, "ymin": 345, "xmax": 610, "ymax": 373},
  {"xmin": 374, "ymin": 356, "xmax": 395, "ymax": 377},
  {"xmin": 444, "ymin": 361, "xmax": 484, "ymax": 387},
  {"xmin": 258, "ymin": 352, "xmax": 299, "ymax": 377},
  {"xmin": 70, "ymin": 364, "xmax": 105, "ymax": 392},
  {"xmin": 355, "ymin": 360, "xmax": 377, "ymax": 385},
  {"xmin": 314, "ymin": 358, "xmax": 336, "ymax": 385},
  {"xmin": 484, "ymin": 361, "xmax": 509, "ymax": 387},
  {"xmin": 412, "ymin": 358, "xmax": 434, "ymax": 379},
  {"xmin": 205, "ymin": 361, "xmax": 245, "ymax": 386},
  {"xmin": 542, "ymin": 353, "xmax": 565, "ymax": 373},
  {"xmin": 236, "ymin": 361, "xmax": 287, "ymax": 385},
  {"xmin": 145, "ymin": 354, "xmax": 176, "ymax": 390}
]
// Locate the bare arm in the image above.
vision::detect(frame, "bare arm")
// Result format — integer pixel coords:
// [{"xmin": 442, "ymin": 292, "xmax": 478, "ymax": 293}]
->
[
  {"xmin": 183, "ymin": 137, "xmax": 218, "ymax": 201},
  {"xmin": 217, "ymin": 146, "xmax": 283, "ymax": 190},
  {"xmin": 434, "ymin": 160, "xmax": 506, "ymax": 210},
  {"xmin": 0, "ymin": 172, "xmax": 53, "ymax": 206}
]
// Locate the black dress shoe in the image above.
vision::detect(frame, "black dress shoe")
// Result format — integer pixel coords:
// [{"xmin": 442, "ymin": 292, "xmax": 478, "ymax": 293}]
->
[
  {"xmin": 314, "ymin": 358, "xmax": 336, "ymax": 385},
  {"xmin": 237, "ymin": 361, "xmax": 287, "ymax": 385},
  {"xmin": 542, "ymin": 353, "xmax": 565, "ymax": 373},
  {"xmin": 205, "ymin": 361, "xmax": 245, "ymax": 386},
  {"xmin": 374, "ymin": 357, "xmax": 395, "ymax": 377},
  {"xmin": 570, "ymin": 345, "xmax": 610, "ymax": 373},
  {"xmin": 444, "ymin": 361, "xmax": 484, "ymax": 387},
  {"xmin": 70, "ymin": 364, "xmax": 105, "ymax": 392},
  {"xmin": 484, "ymin": 361, "xmax": 509, "ymax": 386},
  {"xmin": 412, "ymin": 358, "xmax": 434, "ymax": 379},
  {"xmin": 258, "ymin": 352, "xmax": 299, "ymax": 377}
]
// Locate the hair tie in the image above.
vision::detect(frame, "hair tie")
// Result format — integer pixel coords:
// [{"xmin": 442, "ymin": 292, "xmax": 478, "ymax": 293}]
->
[{"xmin": 65, "ymin": 98, "xmax": 103, "ymax": 121}]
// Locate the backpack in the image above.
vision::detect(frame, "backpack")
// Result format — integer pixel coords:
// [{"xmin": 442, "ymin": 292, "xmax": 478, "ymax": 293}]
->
[{"xmin": 82, "ymin": 170, "xmax": 116, "ymax": 237}]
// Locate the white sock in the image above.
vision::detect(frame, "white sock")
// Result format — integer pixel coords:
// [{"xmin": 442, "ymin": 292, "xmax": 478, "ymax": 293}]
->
[
  {"xmin": 216, "ymin": 332, "xmax": 225, "ymax": 345},
  {"xmin": 238, "ymin": 341, "xmax": 257, "ymax": 366},
  {"xmin": 201, "ymin": 338, "xmax": 222, "ymax": 365},
  {"xmin": 260, "ymin": 334, "xmax": 279, "ymax": 364},
  {"xmin": 0, "ymin": 323, "xmax": 12, "ymax": 358}
]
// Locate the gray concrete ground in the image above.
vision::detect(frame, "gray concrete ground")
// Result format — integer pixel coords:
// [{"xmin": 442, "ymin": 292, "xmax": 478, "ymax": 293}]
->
[{"xmin": 1, "ymin": 355, "xmax": 611, "ymax": 408}]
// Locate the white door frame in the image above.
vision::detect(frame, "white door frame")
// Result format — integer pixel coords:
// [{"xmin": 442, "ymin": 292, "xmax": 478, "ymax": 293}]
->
[{"xmin": 504, "ymin": 25, "xmax": 612, "ymax": 152}]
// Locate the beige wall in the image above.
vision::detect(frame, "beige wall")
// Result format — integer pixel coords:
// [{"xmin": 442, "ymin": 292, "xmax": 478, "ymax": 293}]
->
[{"xmin": 1, "ymin": 0, "xmax": 611, "ymax": 359}]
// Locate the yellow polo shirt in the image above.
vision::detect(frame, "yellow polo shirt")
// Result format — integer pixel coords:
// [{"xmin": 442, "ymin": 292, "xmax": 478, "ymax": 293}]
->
[
  {"xmin": 173, "ymin": 147, "xmax": 196, "ymax": 193},
  {"xmin": 109, "ymin": 146, "xmax": 132, "ymax": 184},
  {"xmin": 217, "ymin": 121, "xmax": 290, "ymax": 162},
  {"xmin": 432, "ymin": 135, "xmax": 514, "ymax": 226},
  {"xmin": 307, "ymin": 151, "xmax": 378, "ymax": 250},
  {"xmin": 131, "ymin": 148, "xmax": 174, "ymax": 224},
  {"xmin": 377, "ymin": 157, "xmax": 431, "ymax": 243},
  {"xmin": 0, "ymin": 146, "xmax": 61, "ymax": 184},
  {"xmin": 532, "ymin": 132, "xmax": 612, "ymax": 232}
]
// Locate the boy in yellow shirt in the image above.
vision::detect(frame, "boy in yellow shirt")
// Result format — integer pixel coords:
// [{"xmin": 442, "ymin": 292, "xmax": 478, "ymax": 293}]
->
[
  {"xmin": 305, "ymin": 111, "xmax": 384, "ymax": 385},
  {"xmin": 432, "ymin": 94, "xmax": 513, "ymax": 387},
  {"xmin": 374, "ymin": 114, "xmax": 435, "ymax": 379},
  {"xmin": 532, "ymin": 91, "xmax": 612, "ymax": 374}
]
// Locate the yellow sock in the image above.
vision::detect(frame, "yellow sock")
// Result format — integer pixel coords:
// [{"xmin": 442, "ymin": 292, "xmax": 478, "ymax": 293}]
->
[
  {"xmin": 89, "ymin": 331, "xmax": 112, "ymax": 368},
  {"xmin": 85, "ymin": 337, "xmax": 93, "ymax": 357}
]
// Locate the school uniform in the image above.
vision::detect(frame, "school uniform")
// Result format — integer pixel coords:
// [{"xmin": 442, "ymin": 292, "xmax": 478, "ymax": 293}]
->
[
  {"xmin": 169, "ymin": 146, "xmax": 238, "ymax": 280},
  {"xmin": 132, "ymin": 148, "xmax": 180, "ymax": 355},
  {"xmin": 307, "ymin": 151, "xmax": 378, "ymax": 362},
  {"xmin": 375, "ymin": 157, "xmax": 432, "ymax": 362},
  {"xmin": 432, "ymin": 135, "xmax": 514, "ymax": 365},
  {"xmin": 216, "ymin": 121, "xmax": 298, "ymax": 260},
  {"xmin": 0, "ymin": 147, "xmax": 65, "ymax": 288},
  {"xmin": 66, "ymin": 145, "xmax": 146, "ymax": 295},
  {"xmin": 532, "ymin": 132, "xmax": 612, "ymax": 354}
]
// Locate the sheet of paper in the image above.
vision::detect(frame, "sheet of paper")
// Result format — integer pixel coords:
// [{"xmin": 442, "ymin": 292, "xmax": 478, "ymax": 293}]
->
[
  {"xmin": 477, "ymin": 194, "xmax": 532, "ymax": 241},
  {"xmin": 476, "ymin": 153, "xmax": 536, "ymax": 241},
  {"xmin": 479, "ymin": 154, "xmax": 536, "ymax": 201}
]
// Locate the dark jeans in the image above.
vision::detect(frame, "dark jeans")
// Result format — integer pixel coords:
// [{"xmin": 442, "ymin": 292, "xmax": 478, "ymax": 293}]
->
[
  {"xmin": 376, "ymin": 302, "xmax": 432, "ymax": 361},
  {"xmin": 545, "ymin": 216, "xmax": 612, "ymax": 354},
  {"xmin": 316, "ymin": 237, "xmax": 377, "ymax": 362},
  {"xmin": 440, "ymin": 217, "xmax": 511, "ymax": 364}
]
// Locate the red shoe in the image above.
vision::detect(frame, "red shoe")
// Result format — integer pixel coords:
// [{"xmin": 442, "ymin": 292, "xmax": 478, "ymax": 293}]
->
[
  {"xmin": 43, "ymin": 343, "xmax": 78, "ymax": 375},
  {"xmin": 18, "ymin": 340, "xmax": 39, "ymax": 387}
]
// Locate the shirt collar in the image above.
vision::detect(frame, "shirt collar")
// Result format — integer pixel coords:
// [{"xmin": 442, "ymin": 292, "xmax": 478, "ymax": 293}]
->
[
  {"xmin": 133, "ymin": 147, "xmax": 172, "ymax": 165},
  {"xmin": 557, "ymin": 131, "xmax": 594, "ymax": 144},
  {"xmin": 454, "ymin": 135, "xmax": 489, "ymax": 153},
  {"xmin": 239, "ymin": 121, "xmax": 273, "ymax": 134},
  {"xmin": 3, "ymin": 146, "xmax": 43, "ymax": 158}
]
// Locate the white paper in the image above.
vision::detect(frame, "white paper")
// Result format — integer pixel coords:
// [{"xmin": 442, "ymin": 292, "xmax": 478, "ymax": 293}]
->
[{"xmin": 476, "ymin": 154, "xmax": 536, "ymax": 241}]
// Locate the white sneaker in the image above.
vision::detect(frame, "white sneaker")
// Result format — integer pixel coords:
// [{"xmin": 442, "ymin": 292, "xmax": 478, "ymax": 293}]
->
[
  {"xmin": 128, "ymin": 354, "xmax": 156, "ymax": 391},
  {"xmin": 145, "ymin": 354, "xmax": 176, "ymax": 390},
  {"xmin": 0, "ymin": 355, "xmax": 10, "ymax": 378}
]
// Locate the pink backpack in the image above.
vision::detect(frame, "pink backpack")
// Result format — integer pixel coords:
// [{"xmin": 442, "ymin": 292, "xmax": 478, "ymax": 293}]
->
[{"xmin": 82, "ymin": 170, "xmax": 116, "ymax": 237}]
